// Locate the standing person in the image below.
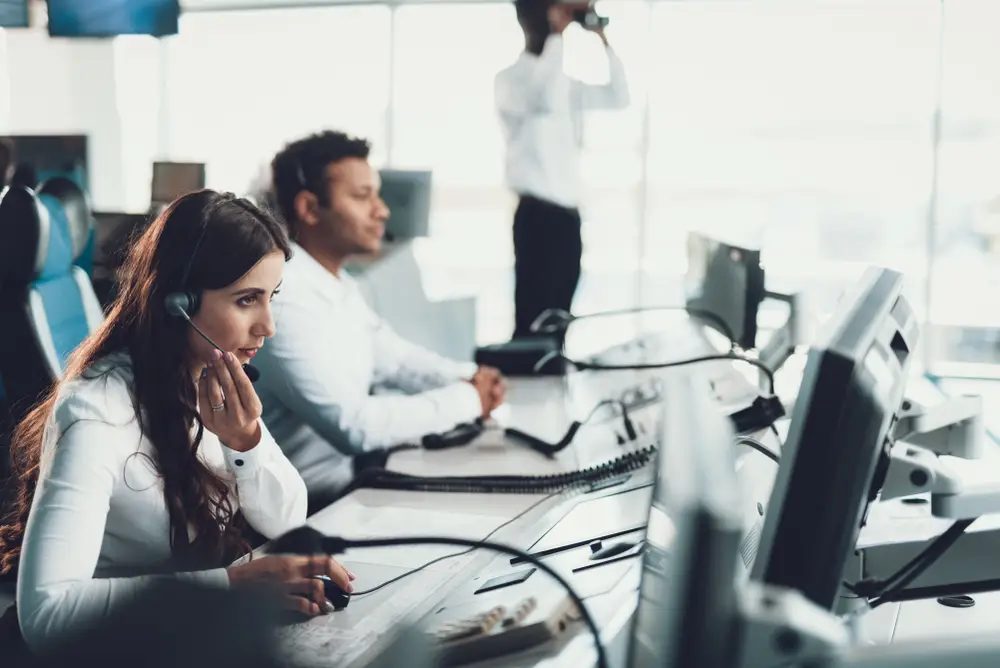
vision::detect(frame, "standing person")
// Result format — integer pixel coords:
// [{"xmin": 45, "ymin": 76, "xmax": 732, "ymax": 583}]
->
[{"xmin": 495, "ymin": 0, "xmax": 630, "ymax": 341}]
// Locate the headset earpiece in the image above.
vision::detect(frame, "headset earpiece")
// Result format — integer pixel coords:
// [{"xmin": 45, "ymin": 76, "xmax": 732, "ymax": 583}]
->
[{"xmin": 164, "ymin": 291, "xmax": 200, "ymax": 318}]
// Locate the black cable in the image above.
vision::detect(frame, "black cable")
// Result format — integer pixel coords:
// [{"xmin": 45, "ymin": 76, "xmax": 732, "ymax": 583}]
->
[
  {"xmin": 869, "ymin": 519, "xmax": 974, "ymax": 608},
  {"xmin": 734, "ymin": 435, "xmax": 780, "ymax": 464},
  {"xmin": 530, "ymin": 306, "xmax": 738, "ymax": 352},
  {"xmin": 538, "ymin": 351, "xmax": 775, "ymax": 395},
  {"xmin": 272, "ymin": 527, "xmax": 608, "ymax": 668},
  {"xmin": 505, "ymin": 398, "xmax": 636, "ymax": 457},
  {"xmin": 847, "ymin": 519, "xmax": 974, "ymax": 608},
  {"xmin": 352, "ymin": 491, "xmax": 561, "ymax": 597}
]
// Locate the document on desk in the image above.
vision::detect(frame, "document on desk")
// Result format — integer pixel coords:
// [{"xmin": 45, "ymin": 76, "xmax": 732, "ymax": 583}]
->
[{"xmin": 309, "ymin": 496, "xmax": 506, "ymax": 569}]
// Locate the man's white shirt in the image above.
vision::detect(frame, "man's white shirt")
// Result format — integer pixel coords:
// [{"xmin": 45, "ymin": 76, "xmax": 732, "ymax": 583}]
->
[
  {"xmin": 254, "ymin": 245, "xmax": 482, "ymax": 496},
  {"xmin": 494, "ymin": 33, "xmax": 630, "ymax": 209}
]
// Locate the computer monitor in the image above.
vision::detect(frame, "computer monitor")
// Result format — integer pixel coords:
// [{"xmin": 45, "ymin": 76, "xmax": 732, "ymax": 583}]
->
[
  {"xmin": 151, "ymin": 162, "xmax": 206, "ymax": 205},
  {"xmin": 46, "ymin": 0, "xmax": 180, "ymax": 37},
  {"xmin": 685, "ymin": 231, "xmax": 765, "ymax": 350},
  {"xmin": 0, "ymin": 0, "xmax": 29, "ymax": 28},
  {"xmin": 750, "ymin": 266, "xmax": 918, "ymax": 611},
  {"xmin": 379, "ymin": 169, "xmax": 431, "ymax": 241},
  {"xmin": 627, "ymin": 372, "xmax": 745, "ymax": 668},
  {"xmin": 0, "ymin": 134, "xmax": 88, "ymax": 192}
]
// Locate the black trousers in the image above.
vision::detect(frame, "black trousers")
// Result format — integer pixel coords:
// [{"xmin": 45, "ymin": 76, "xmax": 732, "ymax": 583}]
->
[{"xmin": 512, "ymin": 195, "xmax": 582, "ymax": 341}]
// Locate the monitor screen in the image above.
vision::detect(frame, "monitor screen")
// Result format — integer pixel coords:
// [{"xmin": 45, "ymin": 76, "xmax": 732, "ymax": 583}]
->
[
  {"xmin": 0, "ymin": 0, "xmax": 28, "ymax": 27},
  {"xmin": 627, "ymin": 372, "xmax": 744, "ymax": 668},
  {"xmin": 151, "ymin": 162, "xmax": 205, "ymax": 204},
  {"xmin": 0, "ymin": 134, "xmax": 88, "ymax": 192},
  {"xmin": 750, "ymin": 266, "xmax": 918, "ymax": 611},
  {"xmin": 47, "ymin": 0, "xmax": 180, "ymax": 37},
  {"xmin": 684, "ymin": 232, "xmax": 766, "ymax": 350},
  {"xmin": 378, "ymin": 169, "xmax": 431, "ymax": 241}
]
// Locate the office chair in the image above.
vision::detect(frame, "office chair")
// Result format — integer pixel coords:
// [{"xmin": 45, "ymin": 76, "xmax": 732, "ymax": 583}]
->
[
  {"xmin": 37, "ymin": 176, "xmax": 96, "ymax": 276},
  {"xmin": 0, "ymin": 185, "xmax": 103, "ymax": 431}
]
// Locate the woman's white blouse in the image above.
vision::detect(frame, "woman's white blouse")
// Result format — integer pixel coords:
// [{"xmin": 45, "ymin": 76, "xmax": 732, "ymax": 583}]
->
[{"xmin": 15, "ymin": 354, "xmax": 308, "ymax": 651}]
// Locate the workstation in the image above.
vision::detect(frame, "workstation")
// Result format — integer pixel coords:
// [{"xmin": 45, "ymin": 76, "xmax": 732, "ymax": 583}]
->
[{"xmin": 4, "ymin": 0, "xmax": 1000, "ymax": 667}]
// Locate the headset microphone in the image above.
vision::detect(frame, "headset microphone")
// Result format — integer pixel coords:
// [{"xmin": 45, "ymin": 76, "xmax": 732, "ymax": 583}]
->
[{"xmin": 164, "ymin": 293, "xmax": 261, "ymax": 383}]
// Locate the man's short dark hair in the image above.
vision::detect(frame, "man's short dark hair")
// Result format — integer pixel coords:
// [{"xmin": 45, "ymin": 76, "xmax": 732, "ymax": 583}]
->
[
  {"xmin": 514, "ymin": 0, "xmax": 553, "ymax": 55},
  {"xmin": 271, "ymin": 130, "xmax": 371, "ymax": 233},
  {"xmin": 514, "ymin": 0, "xmax": 552, "ymax": 23}
]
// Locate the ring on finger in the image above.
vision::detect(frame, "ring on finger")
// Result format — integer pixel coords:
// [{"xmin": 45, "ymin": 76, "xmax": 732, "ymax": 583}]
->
[{"xmin": 211, "ymin": 402, "xmax": 225, "ymax": 412}]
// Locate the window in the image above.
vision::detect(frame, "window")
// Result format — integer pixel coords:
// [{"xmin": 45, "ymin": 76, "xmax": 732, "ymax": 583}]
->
[
  {"xmin": 392, "ymin": 1, "xmax": 648, "ymax": 344},
  {"xmin": 928, "ymin": 0, "xmax": 1000, "ymax": 372},
  {"xmin": 390, "ymin": 3, "xmax": 523, "ymax": 343},
  {"xmin": 643, "ymin": 0, "xmax": 940, "ymax": 325},
  {"xmin": 163, "ymin": 6, "xmax": 391, "ymax": 194},
  {"xmin": 575, "ymin": 0, "xmax": 651, "ymax": 321}
]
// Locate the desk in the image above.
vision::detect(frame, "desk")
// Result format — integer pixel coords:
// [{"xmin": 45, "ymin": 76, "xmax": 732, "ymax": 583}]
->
[
  {"xmin": 850, "ymin": 373, "xmax": 1000, "ymax": 645},
  {"xmin": 264, "ymin": 324, "xmax": 780, "ymax": 667}
]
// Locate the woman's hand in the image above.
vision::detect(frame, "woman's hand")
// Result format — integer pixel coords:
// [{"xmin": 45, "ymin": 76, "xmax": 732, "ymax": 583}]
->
[
  {"xmin": 199, "ymin": 349, "xmax": 262, "ymax": 452},
  {"xmin": 227, "ymin": 554, "xmax": 356, "ymax": 617}
]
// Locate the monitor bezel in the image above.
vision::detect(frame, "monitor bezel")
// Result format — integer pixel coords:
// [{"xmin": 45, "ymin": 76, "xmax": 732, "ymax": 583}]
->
[
  {"xmin": 750, "ymin": 266, "xmax": 918, "ymax": 610},
  {"xmin": 626, "ymin": 371, "xmax": 744, "ymax": 668}
]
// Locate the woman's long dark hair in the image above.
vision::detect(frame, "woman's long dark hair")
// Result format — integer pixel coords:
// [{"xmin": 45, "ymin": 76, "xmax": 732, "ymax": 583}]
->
[{"xmin": 0, "ymin": 190, "xmax": 291, "ymax": 575}]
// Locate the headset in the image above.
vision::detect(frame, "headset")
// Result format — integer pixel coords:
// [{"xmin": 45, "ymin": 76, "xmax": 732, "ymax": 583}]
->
[{"xmin": 163, "ymin": 196, "xmax": 262, "ymax": 382}]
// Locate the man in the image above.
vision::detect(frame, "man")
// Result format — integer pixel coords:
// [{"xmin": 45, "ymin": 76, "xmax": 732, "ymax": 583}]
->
[
  {"xmin": 495, "ymin": 0, "xmax": 630, "ymax": 341},
  {"xmin": 255, "ymin": 131, "xmax": 505, "ymax": 511}
]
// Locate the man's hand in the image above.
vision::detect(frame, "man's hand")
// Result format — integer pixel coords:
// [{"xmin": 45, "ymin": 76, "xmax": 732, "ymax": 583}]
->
[
  {"xmin": 468, "ymin": 366, "xmax": 506, "ymax": 418},
  {"xmin": 549, "ymin": 2, "xmax": 609, "ymax": 45}
]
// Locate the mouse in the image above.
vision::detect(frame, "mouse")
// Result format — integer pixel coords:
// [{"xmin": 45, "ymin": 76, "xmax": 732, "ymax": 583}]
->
[
  {"xmin": 589, "ymin": 540, "xmax": 639, "ymax": 561},
  {"xmin": 310, "ymin": 575, "xmax": 351, "ymax": 611}
]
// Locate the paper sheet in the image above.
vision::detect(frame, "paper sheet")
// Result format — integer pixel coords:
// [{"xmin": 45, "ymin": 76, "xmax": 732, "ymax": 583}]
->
[{"xmin": 311, "ymin": 502, "xmax": 506, "ymax": 569}]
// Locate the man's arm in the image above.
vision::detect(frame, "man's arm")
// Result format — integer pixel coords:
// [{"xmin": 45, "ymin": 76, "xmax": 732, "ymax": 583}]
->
[
  {"xmin": 495, "ymin": 34, "xmax": 569, "ymax": 119},
  {"xmin": 256, "ymin": 301, "xmax": 482, "ymax": 453},
  {"xmin": 573, "ymin": 31, "xmax": 631, "ymax": 111},
  {"xmin": 370, "ymin": 316, "xmax": 476, "ymax": 394}
]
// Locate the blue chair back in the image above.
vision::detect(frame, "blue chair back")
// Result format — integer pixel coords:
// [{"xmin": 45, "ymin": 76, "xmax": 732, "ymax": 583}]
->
[
  {"xmin": 38, "ymin": 176, "xmax": 96, "ymax": 276},
  {"xmin": 0, "ymin": 185, "xmax": 103, "ymax": 422}
]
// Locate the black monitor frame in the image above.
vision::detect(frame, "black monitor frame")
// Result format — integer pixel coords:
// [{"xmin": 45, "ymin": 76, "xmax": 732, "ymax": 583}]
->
[
  {"xmin": 750, "ymin": 267, "xmax": 918, "ymax": 611},
  {"xmin": 627, "ymin": 372, "xmax": 744, "ymax": 668},
  {"xmin": 684, "ymin": 231, "xmax": 766, "ymax": 350},
  {"xmin": 378, "ymin": 169, "xmax": 432, "ymax": 241}
]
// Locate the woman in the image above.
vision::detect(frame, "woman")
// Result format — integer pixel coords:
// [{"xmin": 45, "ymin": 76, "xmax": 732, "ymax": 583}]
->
[{"xmin": 0, "ymin": 190, "xmax": 353, "ymax": 652}]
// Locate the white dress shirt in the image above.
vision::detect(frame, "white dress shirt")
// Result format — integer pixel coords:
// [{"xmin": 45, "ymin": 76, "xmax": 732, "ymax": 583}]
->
[
  {"xmin": 15, "ymin": 352, "xmax": 307, "ymax": 651},
  {"xmin": 254, "ymin": 245, "xmax": 481, "ymax": 498},
  {"xmin": 494, "ymin": 33, "xmax": 630, "ymax": 209}
]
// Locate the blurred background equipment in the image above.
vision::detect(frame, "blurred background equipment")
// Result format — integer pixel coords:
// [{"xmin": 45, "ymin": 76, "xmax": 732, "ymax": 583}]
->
[
  {"xmin": 378, "ymin": 169, "xmax": 431, "ymax": 241},
  {"xmin": 0, "ymin": 0, "xmax": 28, "ymax": 28},
  {"xmin": 45, "ymin": 0, "xmax": 181, "ymax": 38},
  {"xmin": 150, "ymin": 161, "xmax": 206, "ymax": 211}
]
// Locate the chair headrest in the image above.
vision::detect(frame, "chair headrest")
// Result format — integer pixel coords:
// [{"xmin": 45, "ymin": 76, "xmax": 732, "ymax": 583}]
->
[
  {"xmin": 0, "ymin": 185, "xmax": 74, "ymax": 284},
  {"xmin": 37, "ymin": 176, "xmax": 93, "ymax": 261},
  {"xmin": 0, "ymin": 185, "xmax": 47, "ymax": 283}
]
